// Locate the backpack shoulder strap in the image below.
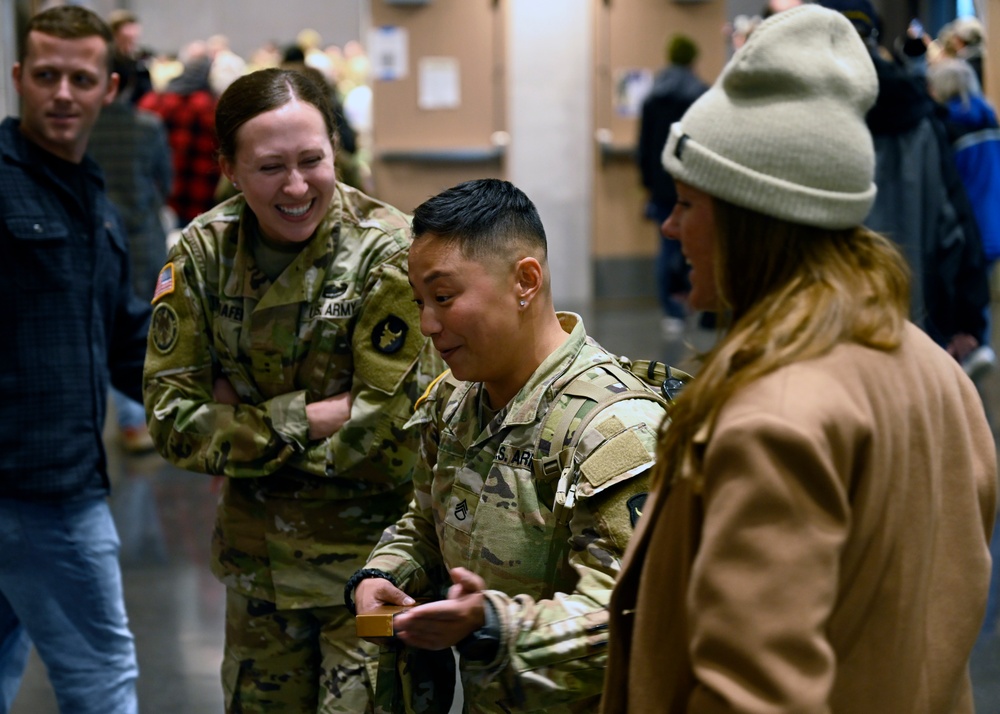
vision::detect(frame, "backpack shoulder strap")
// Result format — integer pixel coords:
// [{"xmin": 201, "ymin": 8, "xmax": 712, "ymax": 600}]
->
[
  {"xmin": 533, "ymin": 357, "xmax": 687, "ymax": 598},
  {"xmin": 534, "ymin": 358, "xmax": 689, "ymax": 525},
  {"xmin": 620, "ymin": 358, "xmax": 692, "ymax": 401}
]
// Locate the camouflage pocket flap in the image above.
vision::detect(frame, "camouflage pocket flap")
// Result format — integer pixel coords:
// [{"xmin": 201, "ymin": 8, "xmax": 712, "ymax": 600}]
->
[{"xmin": 353, "ymin": 264, "xmax": 423, "ymax": 395}]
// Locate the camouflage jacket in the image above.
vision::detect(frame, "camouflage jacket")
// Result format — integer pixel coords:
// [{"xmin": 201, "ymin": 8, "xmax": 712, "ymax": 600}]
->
[
  {"xmin": 365, "ymin": 313, "xmax": 666, "ymax": 712},
  {"xmin": 143, "ymin": 184, "xmax": 442, "ymax": 607}
]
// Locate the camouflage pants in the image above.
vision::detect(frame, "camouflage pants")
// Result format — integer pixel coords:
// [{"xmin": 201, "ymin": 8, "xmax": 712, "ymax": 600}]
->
[
  {"xmin": 374, "ymin": 642, "xmax": 457, "ymax": 714},
  {"xmin": 223, "ymin": 589, "xmax": 377, "ymax": 713}
]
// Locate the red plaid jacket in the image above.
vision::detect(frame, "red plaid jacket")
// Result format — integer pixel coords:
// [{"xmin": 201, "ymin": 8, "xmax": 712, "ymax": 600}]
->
[{"xmin": 139, "ymin": 90, "xmax": 220, "ymax": 225}]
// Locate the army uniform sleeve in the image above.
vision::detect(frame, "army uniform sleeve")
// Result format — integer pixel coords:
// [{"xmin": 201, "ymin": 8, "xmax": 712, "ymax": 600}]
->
[
  {"xmin": 471, "ymin": 398, "xmax": 665, "ymax": 710},
  {"xmin": 143, "ymin": 238, "xmax": 309, "ymax": 477},
  {"xmin": 323, "ymin": 242, "xmax": 442, "ymax": 481},
  {"xmin": 363, "ymin": 373, "xmax": 455, "ymax": 596}
]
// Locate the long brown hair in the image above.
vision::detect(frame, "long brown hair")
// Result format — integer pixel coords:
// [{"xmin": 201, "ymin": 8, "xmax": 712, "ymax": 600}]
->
[{"xmin": 654, "ymin": 197, "xmax": 910, "ymax": 488}]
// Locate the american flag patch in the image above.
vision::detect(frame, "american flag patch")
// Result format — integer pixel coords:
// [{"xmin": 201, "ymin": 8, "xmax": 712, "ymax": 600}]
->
[{"xmin": 152, "ymin": 263, "xmax": 175, "ymax": 304}]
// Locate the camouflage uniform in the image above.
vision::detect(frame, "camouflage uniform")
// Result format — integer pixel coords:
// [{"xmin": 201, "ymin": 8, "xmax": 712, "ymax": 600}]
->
[
  {"xmin": 364, "ymin": 313, "xmax": 667, "ymax": 713},
  {"xmin": 143, "ymin": 183, "xmax": 442, "ymax": 713}
]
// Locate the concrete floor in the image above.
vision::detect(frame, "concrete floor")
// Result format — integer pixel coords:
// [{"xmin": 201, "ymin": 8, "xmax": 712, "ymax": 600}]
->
[{"xmin": 10, "ymin": 301, "xmax": 1000, "ymax": 713}]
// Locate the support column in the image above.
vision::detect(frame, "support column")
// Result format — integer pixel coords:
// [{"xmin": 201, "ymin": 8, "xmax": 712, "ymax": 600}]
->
[{"xmin": 507, "ymin": 0, "xmax": 593, "ymax": 308}]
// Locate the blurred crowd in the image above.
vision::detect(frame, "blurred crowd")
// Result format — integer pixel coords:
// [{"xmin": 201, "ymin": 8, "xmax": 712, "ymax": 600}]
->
[
  {"xmin": 726, "ymin": 0, "xmax": 987, "ymax": 78},
  {"xmin": 643, "ymin": 0, "xmax": 998, "ymax": 380}
]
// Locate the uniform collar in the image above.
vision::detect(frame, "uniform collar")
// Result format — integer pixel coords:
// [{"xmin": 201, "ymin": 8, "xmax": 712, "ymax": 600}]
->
[
  {"xmin": 440, "ymin": 313, "xmax": 592, "ymax": 451},
  {"xmin": 500, "ymin": 312, "xmax": 590, "ymax": 427},
  {"xmin": 223, "ymin": 185, "xmax": 344, "ymax": 304}
]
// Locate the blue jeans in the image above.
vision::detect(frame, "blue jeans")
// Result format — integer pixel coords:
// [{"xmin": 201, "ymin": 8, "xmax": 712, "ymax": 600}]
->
[
  {"xmin": 0, "ymin": 496, "xmax": 138, "ymax": 714},
  {"xmin": 648, "ymin": 202, "xmax": 689, "ymax": 319}
]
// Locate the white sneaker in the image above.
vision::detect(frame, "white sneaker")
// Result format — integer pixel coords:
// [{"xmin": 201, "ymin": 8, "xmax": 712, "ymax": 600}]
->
[{"xmin": 963, "ymin": 345, "xmax": 997, "ymax": 379}]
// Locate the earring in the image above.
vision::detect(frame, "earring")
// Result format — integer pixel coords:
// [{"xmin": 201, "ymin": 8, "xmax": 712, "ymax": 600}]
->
[
  {"xmin": 232, "ymin": 182, "xmax": 240, "ymax": 189},
  {"xmin": 519, "ymin": 300, "xmax": 526, "ymax": 307}
]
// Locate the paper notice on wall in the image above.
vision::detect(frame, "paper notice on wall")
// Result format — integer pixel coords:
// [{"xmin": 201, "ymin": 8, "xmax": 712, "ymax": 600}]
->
[
  {"xmin": 614, "ymin": 68, "xmax": 653, "ymax": 118},
  {"xmin": 369, "ymin": 26, "xmax": 408, "ymax": 81},
  {"xmin": 418, "ymin": 57, "xmax": 460, "ymax": 110}
]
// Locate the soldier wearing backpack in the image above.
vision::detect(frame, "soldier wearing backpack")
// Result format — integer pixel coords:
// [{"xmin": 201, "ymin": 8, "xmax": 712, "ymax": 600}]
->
[{"xmin": 346, "ymin": 179, "xmax": 678, "ymax": 712}]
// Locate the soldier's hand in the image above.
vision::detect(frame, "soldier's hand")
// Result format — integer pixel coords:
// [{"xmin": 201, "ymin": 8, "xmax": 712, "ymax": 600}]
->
[
  {"xmin": 306, "ymin": 392, "xmax": 352, "ymax": 439},
  {"xmin": 355, "ymin": 577, "xmax": 415, "ymax": 645},
  {"xmin": 446, "ymin": 567, "xmax": 486, "ymax": 600},
  {"xmin": 355, "ymin": 577, "xmax": 414, "ymax": 616},
  {"xmin": 393, "ymin": 568, "xmax": 486, "ymax": 651},
  {"xmin": 213, "ymin": 376, "xmax": 241, "ymax": 405}
]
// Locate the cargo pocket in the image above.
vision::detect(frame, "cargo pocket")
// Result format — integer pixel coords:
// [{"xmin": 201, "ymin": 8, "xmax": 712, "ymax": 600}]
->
[{"xmin": 221, "ymin": 651, "xmax": 250, "ymax": 713}]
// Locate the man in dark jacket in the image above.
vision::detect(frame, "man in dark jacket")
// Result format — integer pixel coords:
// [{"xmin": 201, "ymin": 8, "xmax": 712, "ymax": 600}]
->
[
  {"xmin": 0, "ymin": 7, "xmax": 149, "ymax": 712},
  {"xmin": 637, "ymin": 34, "xmax": 707, "ymax": 336}
]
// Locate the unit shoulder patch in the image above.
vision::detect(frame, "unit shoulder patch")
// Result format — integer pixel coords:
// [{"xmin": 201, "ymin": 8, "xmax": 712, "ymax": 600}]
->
[
  {"xmin": 371, "ymin": 314, "xmax": 409, "ymax": 354},
  {"xmin": 150, "ymin": 302, "xmax": 180, "ymax": 354},
  {"xmin": 353, "ymin": 264, "xmax": 422, "ymax": 394},
  {"xmin": 627, "ymin": 492, "xmax": 647, "ymax": 528},
  {"xmin": 588, "ymin": 478, "xmax": 652, "ymax": 552}
]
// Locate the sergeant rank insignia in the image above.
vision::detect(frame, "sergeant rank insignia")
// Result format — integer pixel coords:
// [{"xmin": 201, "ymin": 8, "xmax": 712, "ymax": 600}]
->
[
  {"xmin": 151, "ymin": 303, "xmax": 180, "ymax": 354},
  {"xmin": 371, "ymin": 314, "xmax": 408, "ymax": 354}
]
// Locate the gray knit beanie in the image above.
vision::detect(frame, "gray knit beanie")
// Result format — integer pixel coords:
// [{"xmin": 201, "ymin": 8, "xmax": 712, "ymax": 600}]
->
[{"xmin": 662, "ymin": 4, "xmax": 878, "ymax": 229}]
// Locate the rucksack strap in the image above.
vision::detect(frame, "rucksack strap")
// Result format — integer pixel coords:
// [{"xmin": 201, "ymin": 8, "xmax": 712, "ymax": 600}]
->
[
  {"xmin": 550, "ymin": 387, "xmax": 666, "ymax": 525},
  {"xmin": 619, "ymin": 358, "xmax": 691, "ymax": 401},
  {"xmin": 538, "ymin": 377, "xmax": 620, "ymax": 481},
  {"xmin": 536, "ymin": 359, "xmax": 689, "ymax": 495},
  {"xmin": 535, "ymin": 357, "xmax": 689, "ymax": 597}
]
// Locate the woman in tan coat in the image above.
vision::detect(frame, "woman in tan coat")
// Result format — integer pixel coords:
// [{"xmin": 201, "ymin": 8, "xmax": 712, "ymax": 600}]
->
[{"xmin": 601, "ymin": 6, "xmax": 997, "ymax": 713}]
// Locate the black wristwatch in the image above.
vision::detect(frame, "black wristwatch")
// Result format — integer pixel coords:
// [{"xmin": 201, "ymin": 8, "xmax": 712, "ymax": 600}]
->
[{"xmin": 344, "ymin": 568, "xmax": 398, "ymax": 615}]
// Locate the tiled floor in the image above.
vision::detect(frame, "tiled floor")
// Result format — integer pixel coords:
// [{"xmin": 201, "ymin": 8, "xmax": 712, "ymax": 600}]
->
[{"xmin": 10, "ymin": 301, "xmax": 1000, "ymax": 713}]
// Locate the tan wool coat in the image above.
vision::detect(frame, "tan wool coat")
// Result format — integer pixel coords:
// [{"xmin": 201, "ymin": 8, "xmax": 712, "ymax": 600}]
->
[{"xmin": 601, "ymin": 323, "xmax": 997, "ymax": 714}]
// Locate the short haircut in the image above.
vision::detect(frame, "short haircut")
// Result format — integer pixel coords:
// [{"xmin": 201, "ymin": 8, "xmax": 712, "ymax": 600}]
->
[
  {"xmin": 411, "ymin": 179, "xmax": 547, "ymax": 262},
  {"xmin": 667, "ymin": 35, "xmax": 698, "ymax": 66},
  {"xmin": 215, "ymin": 68, "xmax": 337, "ymax": 162},
  {"xmin": 20, "ymin": 5, "xmax": 114, "ymax": 70},
  {"xmin": 108, "ymin": 9, "xmax": 138, "ymax": 34}
]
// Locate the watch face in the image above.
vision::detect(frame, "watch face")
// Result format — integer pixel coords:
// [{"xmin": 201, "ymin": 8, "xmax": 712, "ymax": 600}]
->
[{"xmin": 457, "ymin": 626, "xmax": 500, "ymax": 662}]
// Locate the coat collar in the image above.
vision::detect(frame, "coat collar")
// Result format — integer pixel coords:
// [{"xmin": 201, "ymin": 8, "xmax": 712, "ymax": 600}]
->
[{"xmin": 0, "ymin": 117, "xmax": 105, "ymax": 188}]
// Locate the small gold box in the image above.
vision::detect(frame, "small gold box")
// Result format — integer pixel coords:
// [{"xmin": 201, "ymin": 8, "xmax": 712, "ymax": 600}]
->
[{"xmin": 356, "ymin": 604, "xmax": 411, "ymax": 638}]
